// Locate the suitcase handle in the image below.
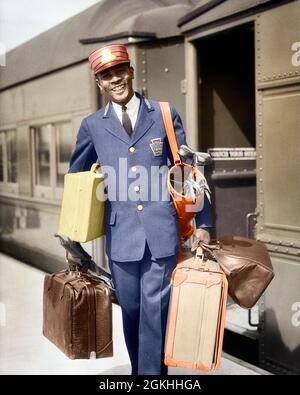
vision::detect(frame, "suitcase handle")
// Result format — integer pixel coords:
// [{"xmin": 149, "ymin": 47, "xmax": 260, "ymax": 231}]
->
[
  {"xmin": 90, "ymin": 162, "xmax": 101, "ymax": 173},
  {"xmin": 176, "ymin": 246, "xmax": 224, "ymax": 274}
]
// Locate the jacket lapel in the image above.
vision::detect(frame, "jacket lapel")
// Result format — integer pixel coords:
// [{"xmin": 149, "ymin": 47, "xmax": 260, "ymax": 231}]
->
[
  {"xmin": 102, "ymin": 94, "xmax": 155, "ymax": 145},
  {"xmin": 102, "ymin": 102, "xmax": 131, "ymax": 144},
  {"xmin": 131, "ymin": 94, "xmax": 155, "ymax": 145}
]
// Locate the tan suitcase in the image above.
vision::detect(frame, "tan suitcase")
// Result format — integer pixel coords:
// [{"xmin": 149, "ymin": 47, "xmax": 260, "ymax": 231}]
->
[
  {"xmin": 165, "ymin": 251, "xmax": 228, "ymax": 371},
  {"xmin": 43, "ymin": 270, "xmax": 113, "ymax": 359}
]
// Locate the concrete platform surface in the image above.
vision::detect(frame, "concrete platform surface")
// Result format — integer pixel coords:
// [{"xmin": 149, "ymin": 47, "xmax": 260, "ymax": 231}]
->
[{"xmin": 0, "ymin": 253, "xmax": 269, "ymax": 375}]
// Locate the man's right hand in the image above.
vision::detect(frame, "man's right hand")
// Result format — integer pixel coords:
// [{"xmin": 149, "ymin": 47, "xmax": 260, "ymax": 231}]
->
[
  {"xmin": 66, "ymin": 251, "xmax": 89, "ymax": 272},
  {"xmin": 66, "ymin": 251, "xmax": 75, "ymax": 262}
]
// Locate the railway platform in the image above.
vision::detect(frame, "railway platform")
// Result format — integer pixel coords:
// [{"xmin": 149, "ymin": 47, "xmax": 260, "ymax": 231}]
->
[{"xmin": 0, "ymin": 252, "xmax": 270, "ymax": 375}]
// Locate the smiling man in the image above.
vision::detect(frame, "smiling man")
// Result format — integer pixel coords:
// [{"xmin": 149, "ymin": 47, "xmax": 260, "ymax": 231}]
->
[{"xmin": 68, "ymin": 44, "xmax": 212, "ymax": 375}]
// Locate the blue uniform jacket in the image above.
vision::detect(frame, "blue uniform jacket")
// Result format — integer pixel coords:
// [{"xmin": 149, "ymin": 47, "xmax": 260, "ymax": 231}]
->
[{"xmin": 69, "ymin": 93, "xmax": 212, "ymax": 261}]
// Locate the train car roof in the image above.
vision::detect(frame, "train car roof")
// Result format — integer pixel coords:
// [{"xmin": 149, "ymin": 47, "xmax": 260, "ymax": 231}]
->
[
  {"xmin": 0, "ymin": 0, "xmax": 195, "ymax": 91},
  {"xmin": 178, "ymin": 0, "xmax": 282, "ymax": 33}
]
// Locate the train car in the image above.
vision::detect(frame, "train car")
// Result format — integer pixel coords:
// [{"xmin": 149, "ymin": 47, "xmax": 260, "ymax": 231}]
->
[
  {"xmin": 0, "ymin": 0, "xmax": 299, "ymax": 374},
  {"xmin": 0, "ymin": 0, "xmax": 192, "ymax": 272},
  {"xmin": 178, "ymin": 0, "xmax": 300, "ymax": 374}
]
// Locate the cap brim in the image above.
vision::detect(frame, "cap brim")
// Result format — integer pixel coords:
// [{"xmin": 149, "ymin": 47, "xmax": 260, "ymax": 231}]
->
[{"xmin": 94, "ymin": 60, "xmax": 130, "ymax": 75}]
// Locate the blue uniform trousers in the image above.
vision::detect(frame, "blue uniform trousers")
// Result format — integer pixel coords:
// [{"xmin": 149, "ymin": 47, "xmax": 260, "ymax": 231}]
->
[{"xmin": 109, "ymin": 243, "xmax": 177, "ymax": 375}]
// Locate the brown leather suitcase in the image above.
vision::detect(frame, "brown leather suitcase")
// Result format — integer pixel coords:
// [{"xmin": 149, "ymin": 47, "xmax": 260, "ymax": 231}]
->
[{"xmin": 43, "ymin": 270, "xmax": 113, "ymax": 359}]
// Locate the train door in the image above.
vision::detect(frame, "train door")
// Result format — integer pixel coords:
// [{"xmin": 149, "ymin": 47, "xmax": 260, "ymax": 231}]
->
[
  {"xmin": 197, "ymin": 24, "xmax": 256, "ymax": 239},
  {"xmin": 196, "ymin": 24, "xmax": 259, "ymax": 364},
  {"xmin": 254, "ymin": 1, "xmax": 300, "ymax": 374}
]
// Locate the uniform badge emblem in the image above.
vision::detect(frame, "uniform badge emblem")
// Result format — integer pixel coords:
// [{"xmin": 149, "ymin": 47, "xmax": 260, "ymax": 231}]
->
[
  {"xmin": 150, "ymin": 138, "xmax": 163, "ymax": 156},
  {"xmin": 101, "ymin": 49, "xmax": 117, "ymax": 63}
]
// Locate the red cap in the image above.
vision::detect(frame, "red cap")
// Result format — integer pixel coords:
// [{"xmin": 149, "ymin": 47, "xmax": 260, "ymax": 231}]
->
[{"xmin": 88, "ymin": 44, "xmax": 130, "ymax": 75}]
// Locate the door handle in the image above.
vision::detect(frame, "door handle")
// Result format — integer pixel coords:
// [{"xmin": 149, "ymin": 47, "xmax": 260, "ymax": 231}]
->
[
  {"xmin": 248, "ymin": 309, "xmax": 259, "ymax": 328},
  {"xmin": 246, "ymin": 212, "xmax": 259, "ymax": 328}
]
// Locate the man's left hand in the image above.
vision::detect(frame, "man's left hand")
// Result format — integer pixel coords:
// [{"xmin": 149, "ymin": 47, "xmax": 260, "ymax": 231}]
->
[{"xmin": 193, "ymin": 228, "xmax": 211, "ymax": 245}]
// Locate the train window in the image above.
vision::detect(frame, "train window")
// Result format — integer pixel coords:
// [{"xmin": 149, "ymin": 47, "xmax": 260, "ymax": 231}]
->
[
  {"xmin": 0, "ymin": 129, "xmax": 17, "ymax": 188},
  {"xmin": 7, "ymin": 130, "xmax": 17, "ymax": 183},
  {"xmin": 31, "ymin": 121, "xmax": 72, "ymax": 200},
  {"xmin": 34, "ymin": 125, "xmax": 51, "ymax": 187},
  {"xmin": 55, "ymin": 122, "xmax": 73, "ymax": 189},
  {"xmin": 0, "ymin": 133, "xmax": 3, "ymax": 182}
]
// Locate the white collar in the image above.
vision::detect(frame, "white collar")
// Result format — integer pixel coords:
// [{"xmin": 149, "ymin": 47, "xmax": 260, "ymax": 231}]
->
[
  {"xmin": 112, "ymin": 93, "xmax": 140, "ymax": 129},
  {"xmin": 112, "ymin": 93, "xmax": 140, "ymax": 116}
]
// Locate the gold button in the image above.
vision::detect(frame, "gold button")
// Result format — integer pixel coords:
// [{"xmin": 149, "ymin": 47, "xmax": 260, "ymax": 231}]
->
[
  {"xmin": 134, "ymin": 185, "xmax": 140, "ymax": 192},
  {"xmin": 129, "ymin": 146, "xmax": 136, "ymax": 153},
  {"xmin": 131, "ymin": 166, "xmax": 137, "ymax": 172},
  {"xmin": 137, "ymin": 204, "xmax": 144, "ymax": 211}
]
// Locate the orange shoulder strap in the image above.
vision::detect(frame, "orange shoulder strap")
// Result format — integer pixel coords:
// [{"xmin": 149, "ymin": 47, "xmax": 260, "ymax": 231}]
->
[{"xmin": 159, "ymin": 102, "xmax": 181, "ymax": 165}]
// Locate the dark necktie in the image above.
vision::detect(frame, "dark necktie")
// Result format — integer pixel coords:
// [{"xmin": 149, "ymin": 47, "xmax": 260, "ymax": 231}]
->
[{"xmin": 122, "ymin": 105, "xmax": 133, "ymax": 137}]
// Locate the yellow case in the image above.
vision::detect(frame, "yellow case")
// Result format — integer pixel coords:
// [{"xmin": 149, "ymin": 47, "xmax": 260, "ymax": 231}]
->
[{"xmin": 57, "ymin": 163, "xmax": 105, "ymax": 242}]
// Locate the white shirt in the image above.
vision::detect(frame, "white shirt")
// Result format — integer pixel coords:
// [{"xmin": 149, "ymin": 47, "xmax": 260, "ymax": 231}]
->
[{"xmin": 112, "ymin": 93, "xmax": 140, "ymax": 130}]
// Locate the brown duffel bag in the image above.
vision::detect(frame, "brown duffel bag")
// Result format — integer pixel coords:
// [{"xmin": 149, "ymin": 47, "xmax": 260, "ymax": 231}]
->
[
  {"xmin": 43, "ymin": 269, "xmax": 113, "ymax": 359},
  {"xmin": 198, "ymin": 236, "xmax": 274, "ymax": 309}
]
